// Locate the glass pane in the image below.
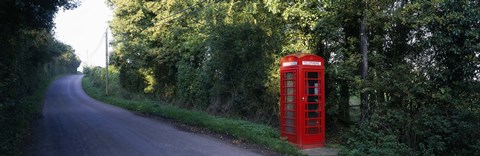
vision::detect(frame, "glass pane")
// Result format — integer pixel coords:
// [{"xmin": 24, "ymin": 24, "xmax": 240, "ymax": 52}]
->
[
  {"xmin": 308, "ymin": 80, "xmax": 318, "ymax": 87},
  {"xmin": 307, "ymin": 88, "xmax": 318, "ymax": 95},
  {"xmin": 287, "ymin": 111, "xmax": 295, "ymax": 118},
  {"xmin": 307, "ymin": 104, "xmax": 318, "ymax": 110},
  {"xmin": 306, "ymin": 120, "xmax": 319, "ymax": 126},
  {"xmin": 286, "ymin": 104, "xmax": 294, "ymax": 110},
  {"xmin": 285, "ymin": 126, "xmax": 295, "ymax": 133},
  {"xmin": 306, "ymin": 127, "xmax": 319, "ymax": 134},
  {"xmin": 306, "ymin": 112, "xmax": 319, "ymax": 118},
  {"xmin": 286, "ymin": 72, "xmax": 294, "ymax": 79},
  {"xmin": 286, "ymin": 119, "xmax": 295, "ymax": 126},
  {"xmin": 287, "ymin": 88, "xmax": 294, "ymax": 95},
  {"xmin": 308, "ymin": 96, "xmax": 318, "ymax": 102},
  {"xmin": 286, "ymin": 80, "xmax": 294, "ymax": 87},
  {"xmin": 307, "ymin": 72, "xmax": 318, "ymax": 78},
  {"xmin": 286, "ymin": 96, "xmax": 294, "ymax": 102}
]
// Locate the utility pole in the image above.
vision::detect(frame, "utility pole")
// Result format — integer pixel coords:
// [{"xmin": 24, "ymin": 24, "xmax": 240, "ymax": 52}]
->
[{"xmin": 105, "ymin": 28, "xmax": 109, "ymax": 95}]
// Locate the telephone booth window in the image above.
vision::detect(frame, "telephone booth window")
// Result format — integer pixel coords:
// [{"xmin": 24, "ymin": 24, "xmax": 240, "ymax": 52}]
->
[
  {"xmin": 283, "ymin": 72, "xmax": 296, "ymax": 133},
  {"xmin": 305, "ymin": 72, "xmax": 321, "ymax": 135}
]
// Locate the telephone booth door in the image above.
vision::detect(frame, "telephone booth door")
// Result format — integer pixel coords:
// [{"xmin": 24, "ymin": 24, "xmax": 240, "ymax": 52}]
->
[{"xmin": 300, "ymin": 69, "xmax": 325, "ymax": 148}]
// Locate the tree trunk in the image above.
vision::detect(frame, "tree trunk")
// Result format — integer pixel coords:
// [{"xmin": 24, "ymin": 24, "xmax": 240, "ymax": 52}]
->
[
  {"xmin": 339, "ymin": 81, "xmax": 351, "ymax": 123},
  {"xmin": 359, "ymin": 1, "xmax": 369, "ymax": 120}
]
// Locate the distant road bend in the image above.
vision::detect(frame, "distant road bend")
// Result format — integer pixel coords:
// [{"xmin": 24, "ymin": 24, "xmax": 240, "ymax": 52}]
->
[{"xmin": 24, "ymin": 75, "xmax": 260, "ymax": 156}]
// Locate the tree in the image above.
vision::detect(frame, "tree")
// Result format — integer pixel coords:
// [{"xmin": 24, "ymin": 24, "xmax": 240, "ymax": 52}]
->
[
  {"xmin": 359, "ymin": 0, "xmax": 369, "ymax": 120},
  {"xmin": 0, "ymin": 0, "xmax": 80, "ymax": 154}
]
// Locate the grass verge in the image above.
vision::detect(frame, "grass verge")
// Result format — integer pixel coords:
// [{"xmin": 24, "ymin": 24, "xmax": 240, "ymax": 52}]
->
[{"xmin": 81, "ymin": 76, "xmax": 302, "ymax": 155}]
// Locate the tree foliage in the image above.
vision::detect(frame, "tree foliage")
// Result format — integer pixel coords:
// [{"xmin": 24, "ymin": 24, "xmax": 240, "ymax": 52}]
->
[
  {"xmin": 109, "ymin": 0, "xmax": 285, "ymax": 123},
  {"xmin": 108, "ymin": 0, "xmax": 479, "ymax": 154},
  {"xmin": 0, "ymin": 0, "xmax": 80, "ymax": 154}
]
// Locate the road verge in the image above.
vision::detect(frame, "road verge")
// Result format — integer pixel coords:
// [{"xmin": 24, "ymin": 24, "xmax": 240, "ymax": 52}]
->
[{"xmin": 81, "ymin": 76, "xmax": 302, "ymax": 155}]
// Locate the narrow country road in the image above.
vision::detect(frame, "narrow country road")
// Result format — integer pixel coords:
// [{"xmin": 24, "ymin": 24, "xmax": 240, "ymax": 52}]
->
[{"xmin": 24, "ymin": 75, "xmax": 260, "ymax": 156}]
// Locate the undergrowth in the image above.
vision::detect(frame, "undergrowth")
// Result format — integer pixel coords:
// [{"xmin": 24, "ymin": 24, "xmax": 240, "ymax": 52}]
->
[{"xmin": 0, "ymin": 76, "xmax": 59, "ymax": 155}]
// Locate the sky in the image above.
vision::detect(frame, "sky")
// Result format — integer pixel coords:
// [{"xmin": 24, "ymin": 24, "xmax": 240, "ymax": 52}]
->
[{"xmin": 54, "ymin": 0, "xmax": 113, "ymax": 71}]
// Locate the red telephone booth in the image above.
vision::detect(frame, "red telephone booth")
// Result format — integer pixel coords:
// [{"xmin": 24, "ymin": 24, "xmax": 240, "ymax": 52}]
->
[{"xmin": 280, "ymin": 53, "xmax": 325, "ymax": 149}]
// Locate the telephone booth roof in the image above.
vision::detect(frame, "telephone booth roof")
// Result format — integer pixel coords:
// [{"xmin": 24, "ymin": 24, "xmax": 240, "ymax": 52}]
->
[{"xmin": 280, "ymin": 53, "xmax": 324, "ymax": 69}]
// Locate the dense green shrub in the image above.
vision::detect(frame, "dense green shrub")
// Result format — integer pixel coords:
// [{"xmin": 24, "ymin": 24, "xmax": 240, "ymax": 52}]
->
[{"xmin": 202, "ymin": 24, "xmax": 276, "ymax": 120}]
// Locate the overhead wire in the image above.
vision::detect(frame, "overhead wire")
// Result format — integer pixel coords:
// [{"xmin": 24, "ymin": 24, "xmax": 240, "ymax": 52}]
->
[
  {"xmin": 92, "ymin": 32, "xmax": 106, "ymax": 55},
  {"xmin": 85, "ymin": 0, "xmax": 221, "ymax": 66},
  {"xmin": 86, "ymin": 30, "xmax": 106, "ymax": 66}
]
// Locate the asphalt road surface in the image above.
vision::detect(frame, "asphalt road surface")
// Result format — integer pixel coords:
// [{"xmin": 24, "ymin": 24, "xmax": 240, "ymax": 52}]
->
[{"xmin": 24, "ymin": 75, "xmax": 260, "ymax": 156}]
